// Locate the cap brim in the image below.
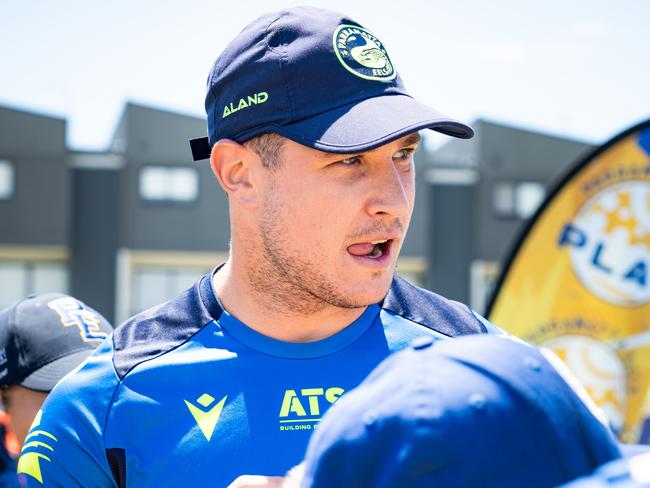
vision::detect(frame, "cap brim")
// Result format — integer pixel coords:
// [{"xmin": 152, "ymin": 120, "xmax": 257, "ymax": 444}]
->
[
  {"xmin": 19, "ymin": 350, "xmax": 93, "ymax": 392},
  {"xmin": 273, "ymin": 94, "xmax": 473, "ymax": 153},
  {"xmin": 189, "ymin": 94, "xmax": 473, "ymax": 161}
]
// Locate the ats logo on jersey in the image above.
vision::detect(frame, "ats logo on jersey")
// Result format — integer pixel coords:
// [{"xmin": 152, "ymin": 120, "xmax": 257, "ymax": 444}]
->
[
  {"xmin": 278, "ymin": 387, "xmax": 344, "ymax": 431},
  {"xmin": 48, "ymin": 297, "xmax": 109, "ymax": 342}
]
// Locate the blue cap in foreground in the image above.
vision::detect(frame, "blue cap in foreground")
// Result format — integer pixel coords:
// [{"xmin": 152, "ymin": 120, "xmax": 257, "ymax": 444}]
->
[
  {"xmin": 190, "ymin": 6, "xmax": 473, "ymax": 161},
  {"xmin": 301, "ymin": 335, "xmax": 622, "ymax": 488}
]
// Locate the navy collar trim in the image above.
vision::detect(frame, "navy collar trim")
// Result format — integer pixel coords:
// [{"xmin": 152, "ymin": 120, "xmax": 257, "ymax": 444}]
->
[{"xmin": 198, "ymin": 267, "xmax": 226, "ymax": 322}]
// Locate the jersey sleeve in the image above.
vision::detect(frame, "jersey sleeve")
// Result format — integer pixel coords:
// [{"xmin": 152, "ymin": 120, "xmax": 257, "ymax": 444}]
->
[
  {"xmin": 466, "ymin": 306, "xmax": 508, "ymax": 335},
  {"xmin": 18, "ymin": 339, "xmax": 120, "ymax": 488}
]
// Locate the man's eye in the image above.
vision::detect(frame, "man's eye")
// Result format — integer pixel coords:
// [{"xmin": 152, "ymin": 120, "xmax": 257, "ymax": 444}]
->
[
  {"xmin": 339, "ymin": 156, "xmax": 362, "ymax": 166},
  {"xmin": 394, "ymin": 148, "xmax": 415, "ymax": 161}
]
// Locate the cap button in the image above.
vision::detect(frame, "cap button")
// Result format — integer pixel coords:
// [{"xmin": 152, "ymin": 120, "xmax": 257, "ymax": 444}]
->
[{"xmin": 411, "ymin": 336, "xmax": 435, "ymax": 350}]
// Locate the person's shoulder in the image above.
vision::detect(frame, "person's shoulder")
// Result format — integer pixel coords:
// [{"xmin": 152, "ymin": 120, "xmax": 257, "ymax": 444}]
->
[
  {"xmin": 17, "ymin": 274, "xmax": 223, "ymax": 486},
  {"xmin": 381, "ymin": 275, "xmax": 501, "ymax": 337},
  {"xmin": 112, "ymin": 272, "xmax": 222, "ymax": 380},
  {"xmin": 17, "ymin": 338, "xmax": 119, "ymax": 485}
]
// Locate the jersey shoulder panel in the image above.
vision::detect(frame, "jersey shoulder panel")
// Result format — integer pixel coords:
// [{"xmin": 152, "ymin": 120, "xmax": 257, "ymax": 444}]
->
[
  {"xmin": 112, "ymin": 272, "xmax": 222, "ymax": 379},
  {"xmin": 472, "ymin": 309, "xmax": 508, "ymax": 335},
  {"xmin": 381, "ymin": 275, "xmax": 487, "ymax": 337},
  {"xmin": 19, "ymin": 339, "xmax": 120, "ymax": 487}
]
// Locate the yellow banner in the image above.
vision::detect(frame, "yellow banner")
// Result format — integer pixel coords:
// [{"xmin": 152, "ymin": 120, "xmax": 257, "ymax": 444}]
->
[{"xmin": 488, "ymin": 121, "xmax": 650, "ymax": 442}]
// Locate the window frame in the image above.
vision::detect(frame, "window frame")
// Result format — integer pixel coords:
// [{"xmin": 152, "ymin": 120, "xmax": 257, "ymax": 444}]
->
[
  {"xmin": 492, "ymin": 180, "xmax": 545, "ymax": 220},
  {"xmin": 138, "ymin": 164, "xmax": 200, "ymax": 205},
  {"xmin": 0, "ymin": 159, "xmax": 15, "ymax": 201}
]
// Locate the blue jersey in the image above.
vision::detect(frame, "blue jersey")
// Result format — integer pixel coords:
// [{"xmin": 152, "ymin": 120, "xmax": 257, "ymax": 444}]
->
[{"xmin": 18, "ymin": 273, "xmax": 493, "ymax": 487}]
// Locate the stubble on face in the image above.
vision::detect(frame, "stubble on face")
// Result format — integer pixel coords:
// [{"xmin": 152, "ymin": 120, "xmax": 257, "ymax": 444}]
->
[{"xmin": 248, "ymin": 185, "xmax": 392, "ymax": 316}]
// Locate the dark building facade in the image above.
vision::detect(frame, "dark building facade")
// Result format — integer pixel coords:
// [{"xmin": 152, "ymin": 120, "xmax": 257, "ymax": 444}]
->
[
  {"xmin": 69, "ymin": 103, "xmax": 231, "ymax": 322},
  {"xmin": 0, "ymin": 105, "xmax": 594, "ymax": 322},
  {"xmin": 0, "ymin": 106, "xmax": 69, "ymax": 308},
  {"xmin": 426, "ymin": 119, "xmax": 595, "ymax": 313}
]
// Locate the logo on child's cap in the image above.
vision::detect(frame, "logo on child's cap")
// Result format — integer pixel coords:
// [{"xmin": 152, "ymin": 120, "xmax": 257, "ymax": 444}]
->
[{"xmin": 0, "ymin": 293, "xmax": 113, "ymax": 391}]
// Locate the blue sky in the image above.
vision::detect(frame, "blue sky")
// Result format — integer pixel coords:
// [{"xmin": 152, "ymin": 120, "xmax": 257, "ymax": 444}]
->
[{"xmin": 1, "ymin": 0, "xmax": 648, "ymax": 150}]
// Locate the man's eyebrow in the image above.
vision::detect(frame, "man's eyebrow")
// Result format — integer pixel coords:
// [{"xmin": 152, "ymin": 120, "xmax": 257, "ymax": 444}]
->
[
  {"xmin": 317, "ymin": 133, "xmax": 422, "ymax": 161},
  {"xmin": 400, "ymin": 133, "xmax": 421, "ymax": 146}
]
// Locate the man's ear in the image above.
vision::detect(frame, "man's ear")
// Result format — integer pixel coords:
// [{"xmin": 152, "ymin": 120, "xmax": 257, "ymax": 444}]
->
[{"xmin": 210, "ymin": 139, "xmax": 261, "ymax": 207}]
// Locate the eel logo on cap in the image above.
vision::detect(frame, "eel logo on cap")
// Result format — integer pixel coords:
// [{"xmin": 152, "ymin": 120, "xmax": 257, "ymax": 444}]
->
[{"xmin": 333, "ymin": 24, "xmax": 395, "ymax": 81}]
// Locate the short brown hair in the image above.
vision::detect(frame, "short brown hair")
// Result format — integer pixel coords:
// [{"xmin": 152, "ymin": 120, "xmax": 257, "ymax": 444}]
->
[{"xmin": 243, "ymin": 133, "xmax": 285, "ymax": 170}]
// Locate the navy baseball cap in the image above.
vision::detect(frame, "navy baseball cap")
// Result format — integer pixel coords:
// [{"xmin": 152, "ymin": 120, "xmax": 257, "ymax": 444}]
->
[
  {"xmin": 301, "ymin": 335, "xmax": 622, "ymax": 488},
  {"xmin": 0, "ymin": 293, "xmax": 113, "ymax": 392},
  {"xmin": 189, "ymin": 6, "xmax": 473, "ymax": 161}
]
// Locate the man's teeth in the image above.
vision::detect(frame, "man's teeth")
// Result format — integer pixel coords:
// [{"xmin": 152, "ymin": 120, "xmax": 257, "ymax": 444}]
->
[
  {"xmin": 368, "ymin": 243, "xmax": 384, "ymax": 258},
  {"xmin": 370, "ymin": 240, "xmax": 388, "ymax": 245}
]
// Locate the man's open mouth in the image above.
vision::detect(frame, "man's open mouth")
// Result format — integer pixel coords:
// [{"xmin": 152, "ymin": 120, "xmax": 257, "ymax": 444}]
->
[{"xmin": 347, "ymin": 239, "xmax": 392, "ymax": 259}]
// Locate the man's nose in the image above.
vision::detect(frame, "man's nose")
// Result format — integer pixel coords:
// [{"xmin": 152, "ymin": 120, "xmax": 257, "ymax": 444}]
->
[{"xmin": 365, "ymin": 161, "xmax": 411, "ymax": 218}]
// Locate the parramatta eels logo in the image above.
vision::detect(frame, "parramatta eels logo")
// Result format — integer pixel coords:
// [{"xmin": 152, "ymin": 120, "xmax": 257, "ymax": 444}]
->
[
  {"xmin": 333, "ymin": 24, "xmax": 395, "ymax": 81},
  {"xmin": 558, "ymin": 181, "xmax": 650, "ymax": 306},
  {"xmin": 48, "ymin": 297, "xmax": 109, "ymax": 342}
]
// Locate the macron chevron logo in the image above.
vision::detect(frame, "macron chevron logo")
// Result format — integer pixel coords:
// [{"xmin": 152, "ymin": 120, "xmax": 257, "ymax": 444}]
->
[{"xmin": 184, "ymin": 393, "xmax": 227, "ymax": 442}]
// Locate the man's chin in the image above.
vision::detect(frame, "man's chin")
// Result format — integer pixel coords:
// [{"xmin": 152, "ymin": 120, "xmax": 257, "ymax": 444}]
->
[{"xmin": 343, "ymin": 279, "xmax": 394, "ymax": 307}]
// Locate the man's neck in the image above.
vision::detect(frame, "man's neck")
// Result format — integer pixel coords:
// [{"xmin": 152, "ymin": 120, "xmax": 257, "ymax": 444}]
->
[{"xmin": 211, "ymin": 260, "xmax": 367, "ymax": 343}]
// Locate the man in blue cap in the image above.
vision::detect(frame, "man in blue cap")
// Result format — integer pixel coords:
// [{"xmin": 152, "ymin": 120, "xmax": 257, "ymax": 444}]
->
[{"xmin": 21, "ymin": 7, "xmax": 502, "ymax": 487}]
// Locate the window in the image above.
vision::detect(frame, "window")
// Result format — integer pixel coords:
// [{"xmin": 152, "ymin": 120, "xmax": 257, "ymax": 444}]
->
[
  {"xmin": 515, "ymin": 182, "xmax": 546, "ymax": 219},
  {"xmin": 493, "ymin": 182, "xmax": 515, "ymax": 217},
  {"xmin": 469, "ymin": 260, "xmax": 500, "ymax": 316},
  {"xmin": 114, "ymin": 249, "xmax": 228, "ymax": 323},
  {"xmin": 32, "ymin": 263, "xmax": 69, "ymax": 294},
  {"xmin": 0, "ymin": 263, "xmax": 27, "ymax": 308},
  {"xmin": 139, "ymin": 166, "xmax": 198, "ymax": 202},
  {"xmin": 493, "ymin": 181, "xmax": 545, "ymax": 219},
  {"xmin": 131, "ymin": 266, "xmax": 207, "ymax": 316},
  {"xmin": 0, "ymin": 261, "xmax": 69, "ymax": 310},
  {"xmin": 0, "ymin": 160, "xmax": 14, "ymax": 200}
]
